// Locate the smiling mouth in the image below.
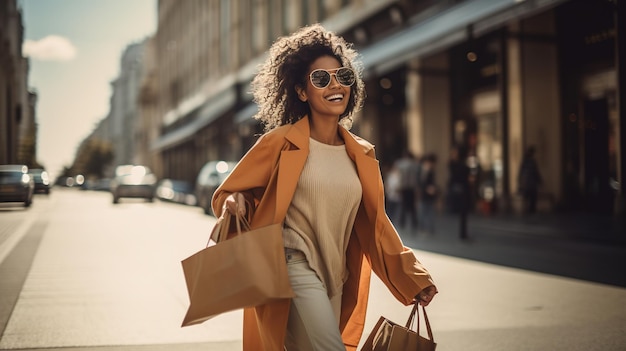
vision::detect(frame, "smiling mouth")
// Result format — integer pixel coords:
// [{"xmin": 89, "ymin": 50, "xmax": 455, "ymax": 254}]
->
[{"xmin": 326, "ymin": 94, "xmax": 344, "ymax": 102}]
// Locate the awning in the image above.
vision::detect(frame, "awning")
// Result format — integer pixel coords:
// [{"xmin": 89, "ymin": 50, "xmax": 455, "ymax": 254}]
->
[
  {"xmin": 360, "ymin": 0, "xmax": 566, "ymax": 75},
  {"xmin": 151, "ymin": 88, "xmax": 236, "ymax": 151}
]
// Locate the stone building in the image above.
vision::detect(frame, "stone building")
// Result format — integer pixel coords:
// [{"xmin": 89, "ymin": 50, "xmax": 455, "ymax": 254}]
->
[
  {"xmin": 108, "ymin": 40, "xmax": 148, "ymax": 171},
  {"xmin": 135, "ymin": 36, "xmax": 162, "ymax": 177},
  {"xmin": 0, "ymin": 0, "xmax": 37, "ymax": 167}
]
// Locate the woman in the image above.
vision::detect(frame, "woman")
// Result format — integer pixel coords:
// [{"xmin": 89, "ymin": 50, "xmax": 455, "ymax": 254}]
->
[{"xmin": 212, "ymin": 24, "xmax": 437, "ymax": 351}]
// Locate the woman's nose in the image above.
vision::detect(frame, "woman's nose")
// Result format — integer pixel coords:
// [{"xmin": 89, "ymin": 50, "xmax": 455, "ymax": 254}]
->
[{"xmin": 328, "ymin": 73, "xmax": 341, "ymax": 87}]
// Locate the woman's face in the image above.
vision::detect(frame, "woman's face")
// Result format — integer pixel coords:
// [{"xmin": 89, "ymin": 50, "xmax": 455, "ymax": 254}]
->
[{"xmin": 296, "ymin": 55, "xmax": 352, "ymax": 121}]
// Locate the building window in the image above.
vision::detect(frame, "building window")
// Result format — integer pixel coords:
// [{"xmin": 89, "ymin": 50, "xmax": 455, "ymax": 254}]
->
[
  {"xmin": 317, "ymin": 0, "xmax": 325, "ymax": 21},
  {"xmin": 239, "ymin": 0, "xmax": 251, "ymax": 65},
  {"xmin": 301, "ymin": 0, "xmax": 309, "ymax": 24},
  {"xmin": 282, "ymin": 0, "xmax": 299, "ymax": 34},
  {"xmin": 210, "ymin": 1, "xmax": 219, "ymax": 78},
  {"xmin": 252, "ymin": 0, "xmax": 267, "ymax": 55},
  {"xmin": 268, "ymin": 0, "xmax": 279, "ymax": 42},
  {"xmin": 323, "ymin": 0, "xmax": 340, "ymax": 17},
  {"xmin": 220, "ymin": 0, "xmax": 231, "ymax": 72},
  {"xmin": 170, "ymin": 80, "xmax": 180, "ymax": 109}
]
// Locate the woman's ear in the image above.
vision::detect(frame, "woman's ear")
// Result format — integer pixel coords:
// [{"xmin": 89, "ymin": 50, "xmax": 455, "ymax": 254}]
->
[{"xmin": 295, "ymin": 85, "xmax": 308, "ymax": 102}]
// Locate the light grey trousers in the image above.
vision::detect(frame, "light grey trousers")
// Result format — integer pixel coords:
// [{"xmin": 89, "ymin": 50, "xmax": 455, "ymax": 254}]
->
[{"xmin": 283, "ymin": 250, "xmax": 346, "ymax": 351}]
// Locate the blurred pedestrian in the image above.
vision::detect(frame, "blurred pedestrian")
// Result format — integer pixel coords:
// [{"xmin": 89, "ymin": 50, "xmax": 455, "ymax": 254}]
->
[
  {"xmin": 384, "ymin": 162, "xmax": 402, "ymax": 224},
  {"xmin": 446, "ymin": 146, "xmax": 470, "ymax": 239},
  {"xmin": 518, "ymin": 146, "xmax": 542, "ymax": 214},
  {"xmin": 419, "ymin": 153, "xmax": 438, "ymax": 233},
  {"xmin": 211, "ymin": 24, "xmax": 437, "ymax": 351},
  {"xmin": 394, "ymin": 150, "xmax": 420, "ymax": 230}
]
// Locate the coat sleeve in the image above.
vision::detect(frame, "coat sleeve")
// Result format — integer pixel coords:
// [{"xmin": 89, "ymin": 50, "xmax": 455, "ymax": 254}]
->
[
  {"xmin": 211, "ymin": 132, "xmax": 280, "ymax": 220},
  {"xmin": 371, "ymin": 215, "xmax": 435, "ymax": 304},
  {"xmin": 358, "ymin": 150, "xmax": 436, "ymax": 305}
]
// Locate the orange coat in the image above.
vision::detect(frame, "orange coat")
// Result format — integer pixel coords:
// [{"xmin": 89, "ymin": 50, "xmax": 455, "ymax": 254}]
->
[{"xmin": 212, "ymin": 116, "xmax": 435, "ymax": 351}]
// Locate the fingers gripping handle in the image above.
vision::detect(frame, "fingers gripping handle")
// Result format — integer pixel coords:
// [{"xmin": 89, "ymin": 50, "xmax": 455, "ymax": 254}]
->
[{"xmin": 207, "ymin": 211, "xmax": 252, "ymax": 246}]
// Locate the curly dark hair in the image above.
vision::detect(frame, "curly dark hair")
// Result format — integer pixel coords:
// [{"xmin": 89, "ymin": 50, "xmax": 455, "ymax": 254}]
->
[{"xmin": 250, "ymin": 23, "xmax": 365, "ymax": 132}]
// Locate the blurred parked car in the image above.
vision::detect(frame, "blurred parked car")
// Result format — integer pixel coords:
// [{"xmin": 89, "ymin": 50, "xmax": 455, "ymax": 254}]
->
[
  {"xmin": 156, "ymin": 179, "xmax": 197, "ymax": 206},
  {"xmin": 110, "ymin": 165, "xmax": 156, "ymax": 204},
  {"xmin": 55, "ymin": 176, "xmax": 75, "ymax": 187},
  {"xmin": 29, "ymin": 168, "xmax": 51, "ymax": 194},
  {"xmin": 92, "ymin": 178, "xmax": 111, "ymax": 191},
  {"xmin": 196, "ymin": 160, "xmax": 236, "ymax": 215},
  {"xmin": 0, "ymin": 164, "xmax": 34, "ymax": 207}
]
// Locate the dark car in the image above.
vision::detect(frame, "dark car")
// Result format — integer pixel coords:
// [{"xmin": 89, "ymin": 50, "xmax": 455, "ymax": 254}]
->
[
  {"xmin": 156, "ymin": 179, "xmax": 197, "ymax": 206},
  {"xmin": 29, "ymin": 168, "xmax": 51, "ymax": 194},
  {"xmin": 110, "ymin": 165, "xmax": 157, "ymax": 204},
  {"xmin": 195, "ymin": 161, "xmax": 237, "ymax": 215},
  {"xmin": 0, "ymin": 164, "xmax": 34, "ymax": 207},
  {"xmin": 91, "ymin": 178, "xmax": 111, "ymax": 191}
]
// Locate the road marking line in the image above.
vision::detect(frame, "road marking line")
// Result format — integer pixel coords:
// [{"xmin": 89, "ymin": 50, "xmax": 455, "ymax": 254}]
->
[{"xmin": 0, "ymin": 217, "xmax": 35, "ymax": 265}]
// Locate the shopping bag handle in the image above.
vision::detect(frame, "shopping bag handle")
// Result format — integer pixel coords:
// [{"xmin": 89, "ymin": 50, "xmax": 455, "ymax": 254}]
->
[
  {"xmin": 207, "ymin": 211, "xmax": 252, "ymax": 246},
  {"xmin": 235, "ymin": 211, "xmax": 252, "ymax": 232},
  {"xmin": 406, "ymin": 303, "xmax": 435, "ymax": 342}
]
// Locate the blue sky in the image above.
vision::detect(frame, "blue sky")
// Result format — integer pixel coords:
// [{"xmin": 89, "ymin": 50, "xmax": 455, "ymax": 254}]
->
[{"xmin": 20, "ymin": 0, "xmax": 156, "ymax": 179}]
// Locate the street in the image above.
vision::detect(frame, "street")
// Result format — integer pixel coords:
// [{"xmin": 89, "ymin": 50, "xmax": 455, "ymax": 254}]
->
[{"xmin": 1, "ymin": 189, "xmax": 625, "ymax": 350}]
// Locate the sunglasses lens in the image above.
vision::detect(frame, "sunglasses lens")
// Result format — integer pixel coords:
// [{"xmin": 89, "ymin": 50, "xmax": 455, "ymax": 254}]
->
[
  {"xmin": 310, "ymin": 68, "xmax": 356, "ymax": 88},
  {"xmin": 336, "ymin": 68, "xmax": 355, "ymax": 86},
  {"xmin": 310, "ymin": 70, "xmax": 331, "ymax": 88}
]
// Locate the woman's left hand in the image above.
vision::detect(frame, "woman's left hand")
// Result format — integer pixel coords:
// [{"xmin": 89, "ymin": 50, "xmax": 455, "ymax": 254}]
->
[
  {"xmin": 223, "ymin": 192, "xmax": 247, "ymax": 217},
  {"xmin": 416, "ymin": 285, "xmax": 438, "ymax": 306}
]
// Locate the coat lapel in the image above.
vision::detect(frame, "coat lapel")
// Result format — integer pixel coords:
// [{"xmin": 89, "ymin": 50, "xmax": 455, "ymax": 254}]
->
[
  {"xmin": 339, "ymin": 127, "xmax": 380, "ymax": 223},
  {"xmin": 275, "ymin": 118, "xmax": 309, "ymax": 222}
]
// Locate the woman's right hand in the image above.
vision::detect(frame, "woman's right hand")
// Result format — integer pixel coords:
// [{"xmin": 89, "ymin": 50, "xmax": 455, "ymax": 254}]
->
[
  {"xmin": 224, "ymin": 192, "xmax": 246, "ymax": 217},
  {"xmin": 416, "ymin": 285, "xmax": 438, "ymax": 307}
]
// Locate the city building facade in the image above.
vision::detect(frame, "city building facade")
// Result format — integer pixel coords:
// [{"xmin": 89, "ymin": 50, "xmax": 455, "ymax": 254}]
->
[
  {"xmin": 77, "ymin": 38, "xmax": 152, "ymax": 181},
  {"xmin": 0, "ymin": 0, "xmax": 37, "ymax": 167},
  {"xmin": 135, "ymin": 36, "xmax": 163, "ymax": 177},
  {"xmin": 108, "ymin": 40, "xmax": 148, "ymax": 170},
  {"xmin": 148, "ymin": 0, "xmax": 624, "ymax": 216}
]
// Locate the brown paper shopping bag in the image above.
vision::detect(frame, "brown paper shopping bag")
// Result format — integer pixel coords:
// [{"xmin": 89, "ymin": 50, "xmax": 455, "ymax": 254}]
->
[
  {"xmin": 181, "ymin": 212, "xmax": 294, "ymax": 327},
  {"xmin": 360, "ymin": 304, "xmax": 436, "ymax": 351}
]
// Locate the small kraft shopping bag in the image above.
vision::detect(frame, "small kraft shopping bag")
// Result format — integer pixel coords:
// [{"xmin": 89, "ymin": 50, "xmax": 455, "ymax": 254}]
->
[
  {"xmin": 180, "ymin": 212, "xmax": 295, "ymax": 327},
  {"xmin": 360, "ymin": 303, "xmax": 436, "ymax": 351}
]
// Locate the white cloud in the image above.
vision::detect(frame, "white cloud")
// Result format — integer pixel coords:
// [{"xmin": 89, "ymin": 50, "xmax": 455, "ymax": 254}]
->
[{"xmin": 23, "ymin": 35, "xmax": 77, "ymax": 61}]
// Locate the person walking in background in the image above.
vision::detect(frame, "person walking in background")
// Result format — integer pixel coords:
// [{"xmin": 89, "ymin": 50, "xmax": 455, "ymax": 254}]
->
[
  {"xmin": 418, "ymin": 153, "xmax": 438, "ymax": 234},
  {"xmin": 384, "ymin": 162, "xmax": 402, "ymax": 224},
  {"xmin": 518, "ymin": 146, "xmax": 542, "ymax": 214},
  {"xmin": 212, "ymin": 24, "xmax": 437, "ymax": 351},
  {"xmin": 446, "ymin": 146, "xmax": 471, "ymax": 240},
  {"xmin": 394, "ymin": 150, "xmax": 420, "ymax": 231}
]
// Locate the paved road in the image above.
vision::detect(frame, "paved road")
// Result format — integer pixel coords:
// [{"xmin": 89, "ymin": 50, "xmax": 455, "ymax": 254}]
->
[{"xmin": 0, "ymin": 188, "xmax": 625, "ymax": 350}]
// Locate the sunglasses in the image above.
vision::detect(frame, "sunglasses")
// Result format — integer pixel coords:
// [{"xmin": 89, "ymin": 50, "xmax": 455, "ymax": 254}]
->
[{"xmin": 309, "ymin": 67, "xmax": 356, "ymax": 89}]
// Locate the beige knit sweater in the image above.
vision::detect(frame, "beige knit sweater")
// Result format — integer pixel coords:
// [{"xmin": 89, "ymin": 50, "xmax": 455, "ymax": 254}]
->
[{"xmin": 283, "ymin": 138, "xmax": 362, "ymax": 298}]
